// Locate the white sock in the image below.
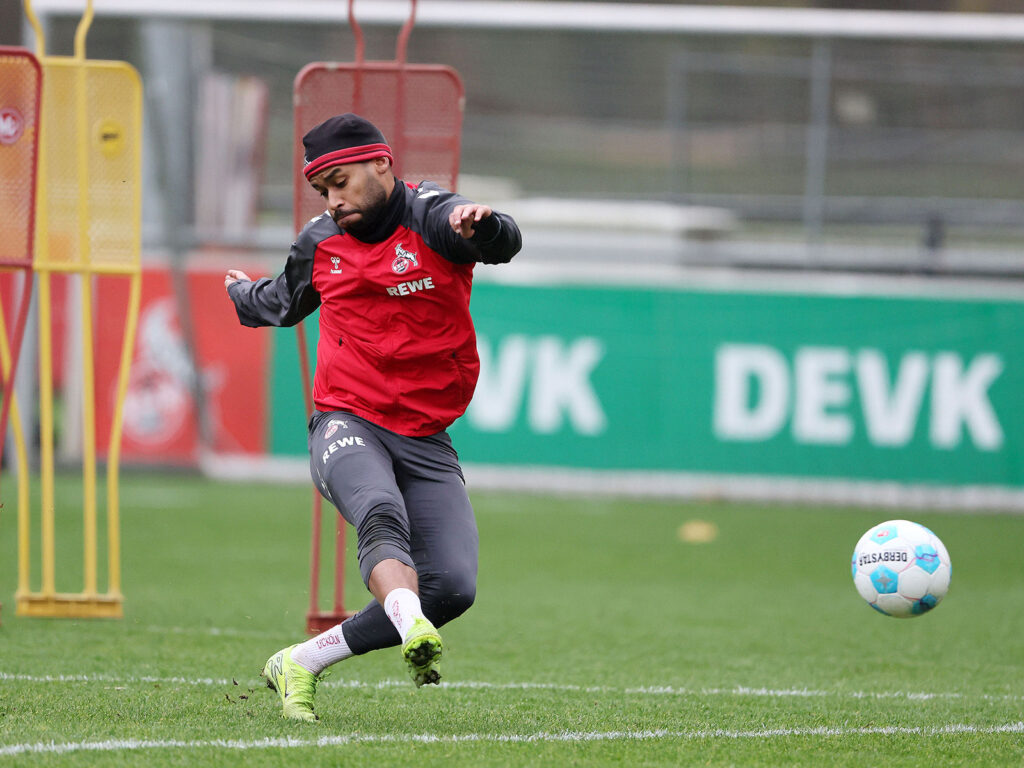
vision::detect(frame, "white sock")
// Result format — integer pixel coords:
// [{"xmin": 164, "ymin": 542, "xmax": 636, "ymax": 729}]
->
[
  {"xmin": 383, "ymin": 587, "xmax": 424, "ymax": 642},
  {"xmin": 290, "ymin": 622, "xmax": 354, "ymax": 675}
]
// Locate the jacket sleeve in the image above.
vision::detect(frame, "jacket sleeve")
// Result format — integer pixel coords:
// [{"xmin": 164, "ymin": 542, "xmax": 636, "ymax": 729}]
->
[
  {"xmin": 228, "ymin": 229, "xmax": 322, "ymax": 328},
  {"xmin": 415, "ymin": 182, "xmax": 523, "ymax": 265}
]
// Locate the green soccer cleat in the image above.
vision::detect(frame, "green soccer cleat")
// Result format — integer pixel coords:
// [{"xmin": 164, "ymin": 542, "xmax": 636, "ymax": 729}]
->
[
  {"xmin": 261, "ymin": 644, "xmax": 322, "ymax": 722},
  {"xmin": 402, "ymin": 617, "xmax": 443, "ymax": 687}
]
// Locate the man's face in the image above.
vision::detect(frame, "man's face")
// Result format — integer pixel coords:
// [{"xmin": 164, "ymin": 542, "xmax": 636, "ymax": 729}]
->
[{"xmin": 310, "ymin": 159, "xmax": 391, "ymax": 236}]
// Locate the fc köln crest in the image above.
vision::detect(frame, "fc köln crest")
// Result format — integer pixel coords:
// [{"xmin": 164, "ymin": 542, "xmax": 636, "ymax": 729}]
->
[
  {"xmin": 324, "ymin": 419, "xmax": 348, "ymax": 439},
  {"xmin": 392, "ymin": 243, "xmax": 419, "ymax": 274},
  {"xmin": 0, "ymin": 107, "xmax": 25, "ymax": 146}
]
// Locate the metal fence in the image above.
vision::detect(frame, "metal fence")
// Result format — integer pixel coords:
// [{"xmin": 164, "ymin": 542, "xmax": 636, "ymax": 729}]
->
[{"xmin": 668, "ymin": 39, "xmax": 1024, "ymax": 272}]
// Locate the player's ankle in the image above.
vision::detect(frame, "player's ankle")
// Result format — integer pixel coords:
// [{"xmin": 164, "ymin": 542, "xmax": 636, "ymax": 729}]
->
[
  {"xmin": 384, "ymin": 587, "xmax": 426, "ymax": 642},
  {"xmin": 292, "ymin": 622, "xmax": 353, "ymax": 674}
]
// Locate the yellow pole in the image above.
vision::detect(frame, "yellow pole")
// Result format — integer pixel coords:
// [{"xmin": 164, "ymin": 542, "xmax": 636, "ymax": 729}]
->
[
  {"xmin": 80, "ymin": 273, "xmax": 98, "ymax": 596},
  {"xmin": 12, "ymin": 393, "xmax": 30, "ymax": 600},
  {"xmin": 106, "ymin": 68, "xmax": 143, "ymax": 599},
  {"xmin": 37, "ymin": 271, "xmax": 54, "ymax": 597},
  {"xmin": 34, "ymin": 10, "xmax": 55, "ymax": 600},
  {"xmin": 73, "ymin": 0, "xmax": 94, "ymax": 60},
  {"xmin": 23, "ymin": 0, "xmax": 45, "ymax": 59},
  {"xmin": 74, "ymin": 0, "xmax": 98, "ymax": 597},
  {"xmin": 25, "ymin": 0, "xmax": 57, "ymax": 599},
  {"xmin": 105, "ymin": 271, "xmax": 140, "ymax": 598}
]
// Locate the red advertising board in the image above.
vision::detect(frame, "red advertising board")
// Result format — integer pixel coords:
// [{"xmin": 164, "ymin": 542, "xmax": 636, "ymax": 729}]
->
[{"xmin": 94, "ymin": 264, "xmax": 269, "ymax": 465}]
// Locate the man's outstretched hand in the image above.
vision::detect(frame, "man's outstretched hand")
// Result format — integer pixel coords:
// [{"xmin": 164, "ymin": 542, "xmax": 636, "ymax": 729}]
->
[
  {"xmin": 449, "ymin": 204, "xmax": 493, "ymax": 239},
  {"xmin": 224, "ymin": 269, "xmax": 251, "ymax": 291}
]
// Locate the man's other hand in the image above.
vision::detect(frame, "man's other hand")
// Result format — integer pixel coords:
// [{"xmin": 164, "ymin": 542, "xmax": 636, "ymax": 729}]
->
[{"xmin": 449, "ymin": 204, "xmax": 492, "ymax": 239}]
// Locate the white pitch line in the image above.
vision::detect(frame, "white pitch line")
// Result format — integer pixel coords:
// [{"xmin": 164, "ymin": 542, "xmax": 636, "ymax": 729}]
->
[
  {"xmin": 0, "ymin": 672, "xmax": 235, "ymax": 686},
  {"xmin": 2, "ymin": 722, "xmax": 1024, "ymax": 757},
  {"xmin": 629, "ymin": 685, "xmax": 1004, "ymax": 702},
  {"xmin": 2, "ymin": 672, "xmax": 1022, "ymax": 704}
]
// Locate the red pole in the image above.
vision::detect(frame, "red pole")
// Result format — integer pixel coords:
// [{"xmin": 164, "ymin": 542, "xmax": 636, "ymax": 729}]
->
[
  {"xmin": 395, "ymin": 0, "xmax": 417, "ymax": 64},
  {"xmin": 295, "ymin": 324, "xmax": 322, "ymax": 628},
  {"xmin": 349, "ymin": 0, "xmax": 364, "ymax": 112}
]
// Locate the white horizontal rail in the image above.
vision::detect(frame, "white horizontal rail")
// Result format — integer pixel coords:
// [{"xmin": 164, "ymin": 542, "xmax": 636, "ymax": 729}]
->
[
  {"xmin": 199, "ymin": 452, "xmax": 1024, "ymax": 513},
  {"xmin": 26, "ymin": 0, "xmax": 1024, "ymax": 41},
  {"xmin": 505, "ymin": 198, "xmax": 736, "ymax": 236}
]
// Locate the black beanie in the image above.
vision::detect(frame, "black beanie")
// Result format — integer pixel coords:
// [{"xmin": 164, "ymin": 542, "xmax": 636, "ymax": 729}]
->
[{"xmin": 302, "ymin": 113, "xmax": 393, "ymax": 181}]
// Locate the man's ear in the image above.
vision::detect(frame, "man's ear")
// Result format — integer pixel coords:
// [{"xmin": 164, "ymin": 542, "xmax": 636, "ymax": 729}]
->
[{"xmin": 374, "ymin": 156, "xmax": 392, "ymax": 175}]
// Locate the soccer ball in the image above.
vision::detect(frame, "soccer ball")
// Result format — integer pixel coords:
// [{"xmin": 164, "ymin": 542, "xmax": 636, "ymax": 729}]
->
[{"xmin": 851, "ymin": 519, "xmax": 951, "ymax": 618}]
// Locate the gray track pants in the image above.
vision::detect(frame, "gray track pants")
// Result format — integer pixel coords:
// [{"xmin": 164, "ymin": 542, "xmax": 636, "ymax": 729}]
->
[{"xmin": 307, "ymin": 410, "xmax": 479, "ymax": 654}]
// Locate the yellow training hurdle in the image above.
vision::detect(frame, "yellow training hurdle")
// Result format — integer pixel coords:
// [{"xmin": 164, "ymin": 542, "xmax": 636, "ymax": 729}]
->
[{"xmin": 14, "ymin": 0, "xmax": 142, "ymax": 619}]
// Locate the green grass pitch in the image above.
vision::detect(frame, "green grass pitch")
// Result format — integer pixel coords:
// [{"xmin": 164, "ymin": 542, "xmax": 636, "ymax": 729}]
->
[{"xmin": 0, "ymin": 471, "xmax": 1022, "ymax": 766}]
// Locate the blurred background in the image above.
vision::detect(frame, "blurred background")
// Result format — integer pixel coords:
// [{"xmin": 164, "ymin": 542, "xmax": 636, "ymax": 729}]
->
[{"xmin": 5, "ymin": 0, "xmax": 1024, "ymax": 510}]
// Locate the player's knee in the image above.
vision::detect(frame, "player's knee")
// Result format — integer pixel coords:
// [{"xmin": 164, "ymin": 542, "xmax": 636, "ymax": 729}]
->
[
  {"xmin": 354, "ymin": 502, "xmax": 412, "ymax": 584},
  {"xmin": 355, "ymin": 502, "xmax": 409, "ymax": 546},
  {"xmin": 421, "ymin": 569, "xmax": 476, "ymax": 626},
  {"xmin": 440, "ymin": 570, "xmax": 476, "ymax": 617}
]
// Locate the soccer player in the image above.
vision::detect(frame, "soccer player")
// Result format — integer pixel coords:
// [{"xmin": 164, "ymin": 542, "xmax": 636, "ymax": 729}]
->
[{"xmin": 224, "ymin": 113, "xmax": 522, "ymax": 721}]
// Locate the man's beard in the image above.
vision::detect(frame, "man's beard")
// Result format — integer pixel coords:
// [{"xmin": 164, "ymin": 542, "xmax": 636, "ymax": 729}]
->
[{"xmin": 334, "ymin": 179, "xmax": 389, "ymax": 237}]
